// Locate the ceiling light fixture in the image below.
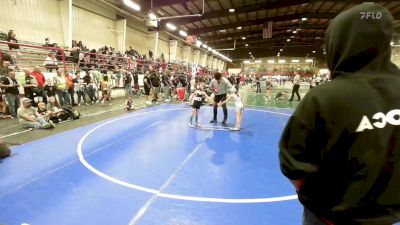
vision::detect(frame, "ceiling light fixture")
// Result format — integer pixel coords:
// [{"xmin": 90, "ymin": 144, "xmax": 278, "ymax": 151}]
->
[
  {"xmin": 229, "ymin": 8, "xmax": 235, "ymax": 13},
  {"xmin": 123, "ymin": 0, "xmax": 140, "ymax": 11},
  {"xmin": 179, "ymin": 30, "xmax": 188, "ymax": 37},
  {"xmin": 237, "ymin": 26, "xmax": 242, "ymax": 30},
  {"xmin": 245, "ymin": 44, "xmax": 249, "ymax": 47},
  {"xmin": 287, "ymin": 39, "xmax": 291, "ymax": 42},
  {"xmin": 242, "ymin": 37, "xmax": 246, "ymax": 40},
  {"xmin": 166, "ymin": 23, "xmax": 177, "ymax": 31},
  {"xmin": 301, "ymin": 17, "xmax": 307, "ymax": 21},
  {"xmin": 148, "ymin": 12, "xmax": 157, "ymax": 20}
]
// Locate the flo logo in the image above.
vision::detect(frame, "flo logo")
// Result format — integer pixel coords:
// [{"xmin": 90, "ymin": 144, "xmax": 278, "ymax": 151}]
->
[{"xmin": 360, "ymin": 11, "xmax": 382, "ymax": 19}]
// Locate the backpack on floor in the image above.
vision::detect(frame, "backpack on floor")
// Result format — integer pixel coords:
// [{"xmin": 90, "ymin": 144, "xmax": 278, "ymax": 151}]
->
[{"xmin": 62, "ymin": 106, "xmax": 81, "ymax": 120}]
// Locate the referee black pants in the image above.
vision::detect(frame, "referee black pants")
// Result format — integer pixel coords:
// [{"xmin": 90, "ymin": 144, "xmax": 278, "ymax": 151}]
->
[
  {"xmin": 289, "ymin": 84, "xmax": 301, "ymax": 101},
  {"xmin": 213, "ymin": 94, "xmax": 227, "ymax": 121}
]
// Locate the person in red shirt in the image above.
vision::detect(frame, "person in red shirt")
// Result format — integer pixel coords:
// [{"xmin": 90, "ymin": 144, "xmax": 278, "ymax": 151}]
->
[
  {"xmin": 31, "ymin": 66, "xmax": 47, "ymax": 104},
  {"xmin": 31, "ymin": 66, "xmax": 46, "ymax": 88}
]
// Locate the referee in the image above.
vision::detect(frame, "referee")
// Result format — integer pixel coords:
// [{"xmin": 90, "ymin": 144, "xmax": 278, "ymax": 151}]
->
[{"xmin": 209, "ymin": 72, "xmax": 232, "ymax": 125}]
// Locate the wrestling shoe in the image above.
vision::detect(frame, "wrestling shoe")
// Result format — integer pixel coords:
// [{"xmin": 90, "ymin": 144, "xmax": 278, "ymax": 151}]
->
[{"xmin": 230, "ymin": 127, "xmax": 240, "ymax": 131}]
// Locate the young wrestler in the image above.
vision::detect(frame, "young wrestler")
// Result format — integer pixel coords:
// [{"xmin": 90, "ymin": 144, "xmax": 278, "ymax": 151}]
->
[
  {"xmin": 188, "ymin": 84, "xmax": 210, "ymax": 128},
  {"xmin": 219, "ymin": 88, "xmax": 244, "ymax": 131}
]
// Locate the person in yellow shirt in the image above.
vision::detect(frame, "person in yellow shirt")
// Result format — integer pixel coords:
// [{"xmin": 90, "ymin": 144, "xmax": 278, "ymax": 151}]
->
[{"xmin": 53, "ymin": 71, "xmax": 70, "ymax": 107}]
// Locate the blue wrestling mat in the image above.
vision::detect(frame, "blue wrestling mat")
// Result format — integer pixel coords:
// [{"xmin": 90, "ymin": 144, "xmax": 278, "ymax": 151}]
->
[{"xmin": 0, "ymin": 104, "xmax": 304, "ymax": 225}]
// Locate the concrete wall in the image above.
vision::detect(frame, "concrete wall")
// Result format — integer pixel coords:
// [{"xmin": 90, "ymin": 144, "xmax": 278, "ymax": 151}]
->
[
  {"xmin": 0, "ymin": 0, "xmax": 64, "ymax": 44},
  {"xmin": 0, "ymin": 0, "xmax": 222, "ymax": 65},
  {"xmin": 72, "ymin": 6, "xmax": 117, "ymax": 49}
]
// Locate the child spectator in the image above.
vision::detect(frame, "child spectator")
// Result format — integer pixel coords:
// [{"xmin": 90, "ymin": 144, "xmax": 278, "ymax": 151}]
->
[
  {"xmin": 37, "ymin": 102, "xmax": 51, "ymax": 121},
  {"xmin": 44, "ymin": 78, "xmax": 57, "ymax": 98},
  {"xmin": 46, "ymin": 96, "xmax": 67, "ymax": 123},
  {"xmin": 100, "ymin": 76, "xmax": 111, "ymax": 105},
  {"xmin": 124, "ymin": 95, "xmax": 134, "ymax": 111}
]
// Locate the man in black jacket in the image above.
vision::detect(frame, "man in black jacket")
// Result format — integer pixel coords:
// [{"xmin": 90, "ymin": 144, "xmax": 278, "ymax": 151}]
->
[{"xmin": 279, "ymin": 3, "xmax": 400, "ymax": 225}]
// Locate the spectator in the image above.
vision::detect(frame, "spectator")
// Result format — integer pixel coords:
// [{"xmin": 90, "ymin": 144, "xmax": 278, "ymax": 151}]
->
[
  {"xmin": 70, "ymin": 47, "xmax": 80, "ymax": 65},
  {"xmin": 65, "ymin": 72, "xmax": 75, "ymax": 106},
  {"xmin": 37, "ymin": 102, "xmax": 51, "ymax": 121},
  {"xmin": 150, "ymin": 71, "xmax": 160, "ymax": 103},
  {"xmin": 123, "ymin": 71, "xmax": 132, "ymax": 97},
  {"xmin": 44, "ymin": 38, "xmax": 53, "ymax": 47},
  {"xmin": 43, "ymin": 53, "xmax": 58, "ymax": 72},
  {"xmin": 73, "ymin": 72, "xmax": 88, "ymax": 106},
  {"xmin": 53, "ymin": 71, "xmax": 70, "ymax": 107},
  {"xmin": 31, "ymin": 66, "xmax": 47, "ymax": 103},
  {"xmin": 89, "ymin": 67, "xmax": 102, "ymax": 100},
  {"xmin": 17, "ymin": 98, "xmax": 54, "ymax": 130},
  {"xmin": 83, "ymin": 71, "xmax": 97, "ymax": 103},
  {"xmin": 162, "ymin": 72, "xmax": 172, "ymax": 102},
  {"xmin": 0, "ymin": 89, "xmax": 11, "ymax": 119},
  {"xmin": 255, "ymin": 75, "xmax": 261, "ymax": 93},
  {"xmin": 100, "ymin": 75, "xmax": 111, "ymax": 105},
  {"xmin": 0, "ymin": 60, "xmax": 11, "ymax": 76},
  {"xmin": 22, "ymin": 70, "xmax": 38, "ymax": 102},
  {"xmin": 143, "ymin": 71, "xmax": 151, "ymax": 105},
  {"xmin": 44, "ymin": 78, "xmax": 57, "ymax": 98},
  {"xmin": 124, "ymin": 95, "xmax": 134, "ymax": 111},
  {"xmin": 46, "ymin": 97, "xmax": 67, "ymax": 123},
  {"xmin": 0, "ymin": 139, "xmax": 11, "ymax": 159},
  {"xmin": 274, "ymin": 90, "xmax": 287, "ymax": 101},
  {"xmin": 279, "ymin": 3, "xmax": 400, "ymax": 225},
  {"xmin": 7, "ymin": 30, "xmax": 19, "ymax": 50},
  {"xmin": 0, "ymin": 71, "xmax": 20, "ymax": 118},
  {"xmin": 132, "ymin": 70, "xmax": 140, "ymax": 96}
]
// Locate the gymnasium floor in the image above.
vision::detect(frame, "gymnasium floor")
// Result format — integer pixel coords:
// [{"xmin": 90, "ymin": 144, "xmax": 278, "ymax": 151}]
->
[{"xmin": 0, "ymin": 86, "xmax": 305, "ymax": 225}]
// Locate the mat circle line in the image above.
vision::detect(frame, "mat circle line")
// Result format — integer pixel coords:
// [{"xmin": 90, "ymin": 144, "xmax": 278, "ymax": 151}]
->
[{"xmin": 77, "ymin": 107, "xmax": 298, "ymax": 203}]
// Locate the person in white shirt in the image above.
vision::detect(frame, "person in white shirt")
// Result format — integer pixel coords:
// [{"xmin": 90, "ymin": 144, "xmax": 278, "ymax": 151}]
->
[
  {"xmin": 289, "ymin": 73, "xmax": 301, "ymax": 102},
  {"xmin": 43, "ymin": 53, "xmax": 58, "ymax": 72},
  {"xmin": 219, "ymin": 88, "xmax": 244, "ymax": 131}
]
